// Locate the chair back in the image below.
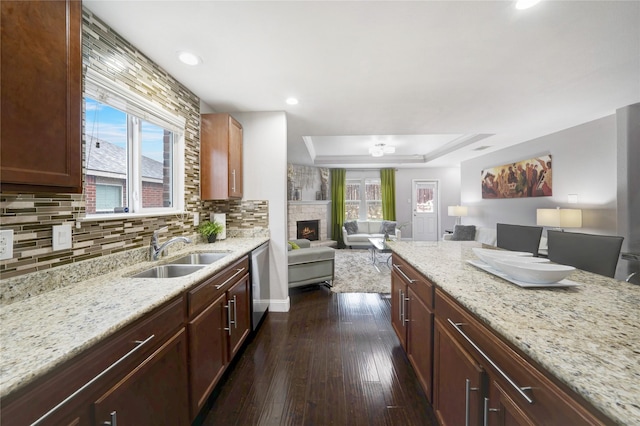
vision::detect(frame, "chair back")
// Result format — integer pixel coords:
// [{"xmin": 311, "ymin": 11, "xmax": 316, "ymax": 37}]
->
[
  {"xmin": 547, "ymin": 230, "xmax": 623, "ymax": 278},
  {"xmin": 496, "ymin": 223, "xmax": 543, "ymax": 256}
]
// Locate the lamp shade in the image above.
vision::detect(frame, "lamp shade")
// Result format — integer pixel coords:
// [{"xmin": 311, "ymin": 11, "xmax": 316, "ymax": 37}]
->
[
  {"xmin": 536, "ymin": 209, "xmax": 560, "ymax": 227},
  {"xmin": 559, "ymin": 209, "xmax": 582, "ymax": 228},
  {"xmin": 448, "ymin": 206, "xmax": 468, "ymax": 217},
  {"xmin": 537, "ymin": 208, "xmax": 582, "ymax": 228}
]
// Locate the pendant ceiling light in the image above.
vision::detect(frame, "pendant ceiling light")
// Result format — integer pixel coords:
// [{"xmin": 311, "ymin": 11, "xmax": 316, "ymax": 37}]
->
[{"xmin": 369, "ymin": 143, "xmax": 395, "ymax": 157}]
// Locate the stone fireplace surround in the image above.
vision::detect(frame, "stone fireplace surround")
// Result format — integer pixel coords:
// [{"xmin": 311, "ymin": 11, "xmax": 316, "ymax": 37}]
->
[{"xmin": 287, "ymin": 200, "xmax": 335, "ymax": 247}]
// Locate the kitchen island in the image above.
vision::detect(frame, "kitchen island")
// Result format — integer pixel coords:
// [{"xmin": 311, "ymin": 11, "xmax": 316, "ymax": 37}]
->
[{"xmin": 388, "ymin": 240, "xmax": 639, "ymax": 425}]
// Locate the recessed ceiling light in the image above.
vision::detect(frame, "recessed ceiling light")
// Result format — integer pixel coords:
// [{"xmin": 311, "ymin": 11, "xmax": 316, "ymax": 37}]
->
[
  {"xmin": 286, "ymin": 97, "xmax": 299, "ymax": 105},
  {"xmin": 177, "ymin": 51, "xmax": 201, "ymax": 66},
  {"xmin": 515, "ymin": 0, "xmax": 541, "ymax": 10}
]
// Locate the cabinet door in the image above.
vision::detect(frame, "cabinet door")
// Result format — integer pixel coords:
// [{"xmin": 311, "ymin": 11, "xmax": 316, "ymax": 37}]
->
[
  {"xmin": 484, "ymin": 381, "xmax": 535, "ymax": 426},
  {"xmin": 390, "ymin": 269, "xmax": 408, "ymax": 350},
  {"xmin": 187, "ymin": 292, "xmax": 229, "ymax": 418},
  {"xmin": 434, "ymin": 319, "xmax": 485, "ymax": 426},
  {"xmin": 227, "ymin": 273, "xmax": 251, "ymax": 359},
  {"xmin": 228, "ymin": 116, "xmax": 243, "ymax": 198},
  {"xmin": 0, "ymin": 0, "xmax": 82, "ymax": 193},
  {"xmin": 406, "ymin": 286, "xmax": 434, "ymax": 402},
  {"xmin": 93, "ymin": 329, "xmax": 190, "ymax": 426}
]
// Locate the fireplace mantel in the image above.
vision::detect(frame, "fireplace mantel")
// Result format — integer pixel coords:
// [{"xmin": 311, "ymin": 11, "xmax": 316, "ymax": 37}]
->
[{"xmin": 287, "ymin": 201, "xmax": 332, "ymax": 241}]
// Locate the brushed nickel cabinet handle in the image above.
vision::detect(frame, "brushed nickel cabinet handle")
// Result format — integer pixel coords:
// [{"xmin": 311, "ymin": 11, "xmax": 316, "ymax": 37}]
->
[
  {"xmin": 102, "ymin": 411, "xmax": 117, "ymax": 426},
  {"xmin": 215, "ymin": 268, "xmax": 246, "ymax": 290},
  {"xmin": 465, "ymin": 378, "xmax": 480, "ymax": 426},
  {"xmin": 232, "ymin": 295, "xmax": 238, "ymax": 329},
  {"xmin": 31, "ymin": 335, "xmax": 154, "ymax": 425},
  {"xmin": 392, "ymin": 264, "xmax": 416, "ymax": 283},
  {"xmin": 483, "ymin": 397, "xmax": 500, "ymax": 426},
  {"xmin": 448, "ymin": 319, "xmax": 534, "ymax": 404}
]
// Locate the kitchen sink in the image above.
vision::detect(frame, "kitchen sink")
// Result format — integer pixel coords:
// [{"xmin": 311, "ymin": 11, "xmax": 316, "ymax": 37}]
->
[
  {"xmin": 130, "ymin": 264, "xmax": 206, "ymax": 279},
  {"xmin": 170, "ymin": 252, "xmax": 230, "ymax": 265}
]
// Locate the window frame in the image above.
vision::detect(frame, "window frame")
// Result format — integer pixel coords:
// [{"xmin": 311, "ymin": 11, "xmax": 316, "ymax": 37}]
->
[
  {"xmin": 345, "ymin": 176, "xmax": 382, "ymax": 221},
  {"xmin": 83, "ymin": 69, "xmax": 185, "ymax": 219}
]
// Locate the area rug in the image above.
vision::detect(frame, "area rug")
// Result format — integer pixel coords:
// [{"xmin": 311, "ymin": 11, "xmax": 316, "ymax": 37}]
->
[{"xmin": 331, "ymin": 249, "xmax": 391, "ymax": 293}]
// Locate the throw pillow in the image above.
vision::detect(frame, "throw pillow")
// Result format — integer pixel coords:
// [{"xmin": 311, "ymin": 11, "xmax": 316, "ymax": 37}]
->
[
  {"xmin": 344, "ymin": 220, "xmax": 359, "ymax": 235},
  {"xmin": 379, "ymin": 220, "xmax": 397, "ymax": 235},
  {"xmin": 450, "ymin": 225, "xmax": 476, "ymax": 241},
  {"xmin": 288, "ymin": 241, "xmax": 300, "ymax": 250}
]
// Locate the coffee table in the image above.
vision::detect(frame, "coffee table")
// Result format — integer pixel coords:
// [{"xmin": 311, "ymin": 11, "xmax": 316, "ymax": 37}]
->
[{"xmin": 368, "ymin": 237, "xmax": 392, "ymax": 272}]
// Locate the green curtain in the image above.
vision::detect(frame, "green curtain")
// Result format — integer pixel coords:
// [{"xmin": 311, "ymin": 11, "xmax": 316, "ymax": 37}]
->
[
  {"xmin": 330, "ymin": 168, "xmax": 346, "ymax": 248},
  {"xmin": 380, "ymin": 168, "xmax": 396, "ymax": 221}
]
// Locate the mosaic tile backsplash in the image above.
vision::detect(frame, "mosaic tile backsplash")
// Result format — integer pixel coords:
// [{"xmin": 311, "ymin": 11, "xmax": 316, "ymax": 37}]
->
[{"xmin": 0, "ymin": 8, "xmax": 268, "ymax": 282}]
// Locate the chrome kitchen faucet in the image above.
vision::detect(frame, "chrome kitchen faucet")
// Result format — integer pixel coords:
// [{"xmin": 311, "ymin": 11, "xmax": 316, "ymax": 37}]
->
[{"xmin": 150, "ymin": 226, "xmax": 192, "ymax": 260}]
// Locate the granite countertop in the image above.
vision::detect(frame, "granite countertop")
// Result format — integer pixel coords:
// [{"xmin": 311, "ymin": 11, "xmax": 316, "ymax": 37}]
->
[
  {"xmin": 388, "ymin": 240, "xmax": 640, "ymax": 425},
  {"xmin": 0, "ymin": 237, "xmax": 269, "ymax": 399}
]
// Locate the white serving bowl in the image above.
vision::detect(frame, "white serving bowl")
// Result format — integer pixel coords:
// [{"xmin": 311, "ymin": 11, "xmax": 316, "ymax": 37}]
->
[
  {"xmin": 493, "ymin": 259, "xmax": 575, "ymax": 284},
  {"xmin": 472, "ymin": 247, "xmax": 534, "ymax": 270}
]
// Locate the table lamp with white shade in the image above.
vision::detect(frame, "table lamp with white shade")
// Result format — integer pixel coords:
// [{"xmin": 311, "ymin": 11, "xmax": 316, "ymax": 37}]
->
[
  {"xmin": 448, "ymin": 205, "xmax": 468, "ymax": 226},
  {"xmin": 536, "ymin": 208, "xmax": 582, "ymax": 230}
]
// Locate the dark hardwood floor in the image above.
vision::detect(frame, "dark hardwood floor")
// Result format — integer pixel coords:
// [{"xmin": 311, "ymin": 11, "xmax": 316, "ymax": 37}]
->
[{"xmin": 201, "ymin": 286, "xmax": 437, "ymax": 426}]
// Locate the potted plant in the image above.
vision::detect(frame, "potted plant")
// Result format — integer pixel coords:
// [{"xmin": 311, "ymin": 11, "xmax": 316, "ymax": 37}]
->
[{"xmin": 197, "ymin": 220, "xmax": 224, "ymax": 243}]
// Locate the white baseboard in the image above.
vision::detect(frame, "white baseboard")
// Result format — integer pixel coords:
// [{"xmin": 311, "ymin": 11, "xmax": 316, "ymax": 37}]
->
[{"xmin": 268, "ymin": 297, "xmax": 290, "ymax": 312}]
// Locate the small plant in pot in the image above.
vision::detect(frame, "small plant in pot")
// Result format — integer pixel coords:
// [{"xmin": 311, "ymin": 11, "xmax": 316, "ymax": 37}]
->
[{"xmin": 197, "ymin": 220, "xmax": 223, "ymax": 243}]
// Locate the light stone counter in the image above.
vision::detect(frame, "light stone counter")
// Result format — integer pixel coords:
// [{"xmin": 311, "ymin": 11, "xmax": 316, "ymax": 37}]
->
[
  {"xmin": 0, "ymin": 237, "xmax": 269, "ymax": 399},
  {"xmin": 388, "ymin": 240, "xmax": 640, "ymax": 425}
]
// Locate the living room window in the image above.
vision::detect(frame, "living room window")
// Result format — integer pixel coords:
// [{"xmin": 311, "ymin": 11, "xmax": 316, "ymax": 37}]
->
[
  {"xmin": 346, "ymin": 178, "xmax": 382, "ymax": 220},
  {"xmin": 84, "ymin": 69, "xmax": 185, "ymax": 218}
]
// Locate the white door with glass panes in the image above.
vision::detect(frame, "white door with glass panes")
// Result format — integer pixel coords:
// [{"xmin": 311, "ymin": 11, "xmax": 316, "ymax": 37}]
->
[{"xmin": 412, "ymin": 180, "xmax": 438, "ymax": 241}]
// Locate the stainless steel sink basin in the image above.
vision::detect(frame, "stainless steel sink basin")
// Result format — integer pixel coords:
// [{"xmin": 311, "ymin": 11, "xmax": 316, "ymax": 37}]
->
[
  {"xmin": 170, "ymin": 252, "xmax": 229, "ymax": 265},
  {"xmin": 131, "ymin": 264, "xmax": 205, "ymax": 279}
]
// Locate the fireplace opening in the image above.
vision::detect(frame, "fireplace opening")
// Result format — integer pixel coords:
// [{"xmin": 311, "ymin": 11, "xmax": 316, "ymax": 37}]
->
[{"xmin": 297, "ymin": 220, "xmax": 319, "ymax": 241}]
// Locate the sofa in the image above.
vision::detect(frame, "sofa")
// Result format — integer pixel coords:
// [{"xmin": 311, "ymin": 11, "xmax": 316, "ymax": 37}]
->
[
  {"xmin": 442, "ymin": 224, "xmax": 549, "ymax": 254},
  {"xmin": 341, "ymin": 220, "xmax": 401, "ymax": 249},
  {"xmin": 287, "ymin": 239, "xmax": 335, "ymax": 288}
]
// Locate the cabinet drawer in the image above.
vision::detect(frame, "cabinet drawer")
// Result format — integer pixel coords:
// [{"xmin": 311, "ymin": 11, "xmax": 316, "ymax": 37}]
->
[
  {"xmin": 2, "ymin": 297, "xmax": 184, "ymax": 426},
  {"xmin": 392, "ymin": 254, "xmax": 434, "ymax": 308},
  {"xmin": 435, "ymin": 289, "xmax": 609, "ymax": 425},
  {"xmin": 187, "ymin": 256, "xmax": 249, "ymax": 318}
]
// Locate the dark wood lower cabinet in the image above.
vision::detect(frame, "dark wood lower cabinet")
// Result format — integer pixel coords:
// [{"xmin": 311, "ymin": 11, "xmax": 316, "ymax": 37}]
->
[
  {"xmin": 391, "ymin": 254, "xmax": 435, "ymax": 402},
  {"xmin": 186, "ymin": 256, "xmax": 251, "ymax": 420},
  {"xmin": 434, "ymin": 288, "xmax": 610, "ymax": 426},
  {"xmin": 391, "ymin": 268, "xmax": 408, "ymax": 350},
  {"xmin": 188, "ymin": 292, "xmax": 229, "ymax": 417},
  {"xmin": 406, "ymin": 286, "xmax": 434, "ymax": 402},
  {"xmin": 2, "ymin": 254, "xmax": 256, "ymax": 426},
  {"xmin": 433, "ymin": 318, "xmax": 485, "ymax": 426},
  {"xmin": 93, "ymin": 328, "xmax": 190, "ymax": 426}
]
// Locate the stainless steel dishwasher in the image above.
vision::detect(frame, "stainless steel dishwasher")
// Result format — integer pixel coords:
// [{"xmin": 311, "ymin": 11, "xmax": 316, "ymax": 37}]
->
[{"xmin": 250, "ymin": 242, "xmax": 270, "ymax": 330}]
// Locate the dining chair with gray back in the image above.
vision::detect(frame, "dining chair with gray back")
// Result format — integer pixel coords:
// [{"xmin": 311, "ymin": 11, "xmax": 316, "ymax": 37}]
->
[
  {"xmin": 547, "ymin": 230, "xmax": 624, "ymax": 278},
  {"xmin": 496, "ymin": 223, "xmax": 543, "ymax": 256}
]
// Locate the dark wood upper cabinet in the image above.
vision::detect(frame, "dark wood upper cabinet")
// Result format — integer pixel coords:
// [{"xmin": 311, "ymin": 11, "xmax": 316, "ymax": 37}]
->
[
  {"xmin": 1, "ymin": 0, "xmax": 82, "ymax": 193},
  {"xmin": 200, "ymin": 113, "xmax": 243, "ymax": 200}
]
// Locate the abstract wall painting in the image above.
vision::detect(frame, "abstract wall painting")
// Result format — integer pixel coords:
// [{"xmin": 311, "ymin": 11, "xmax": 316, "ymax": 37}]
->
[{"xmin": 481, "ymin": 154, "xmax": 552, "ymax": 199}]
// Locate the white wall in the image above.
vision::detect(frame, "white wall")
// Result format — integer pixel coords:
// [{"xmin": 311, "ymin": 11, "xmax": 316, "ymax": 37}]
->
[
  {"xmin": 231, "ymin": 111, "xmax": 290, "ymax": 312},
  {"xmin": 395, "ymin": 167, "xmax": 462, "ymax": 238},
  {"xmin": 460, "ymin": 115, "xmax": 618, "ymax": 235}
]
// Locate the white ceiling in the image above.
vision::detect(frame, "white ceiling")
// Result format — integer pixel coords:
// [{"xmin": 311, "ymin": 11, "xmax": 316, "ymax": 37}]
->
[{"xmin": 83, "ymin": 0, "xmax": 640, "ymax": 168}]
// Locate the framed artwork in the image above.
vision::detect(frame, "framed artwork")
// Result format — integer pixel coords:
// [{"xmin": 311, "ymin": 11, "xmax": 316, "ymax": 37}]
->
[{"xmin": 481, "ymin": 154, "xmax": 552, "ymax": 199}]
